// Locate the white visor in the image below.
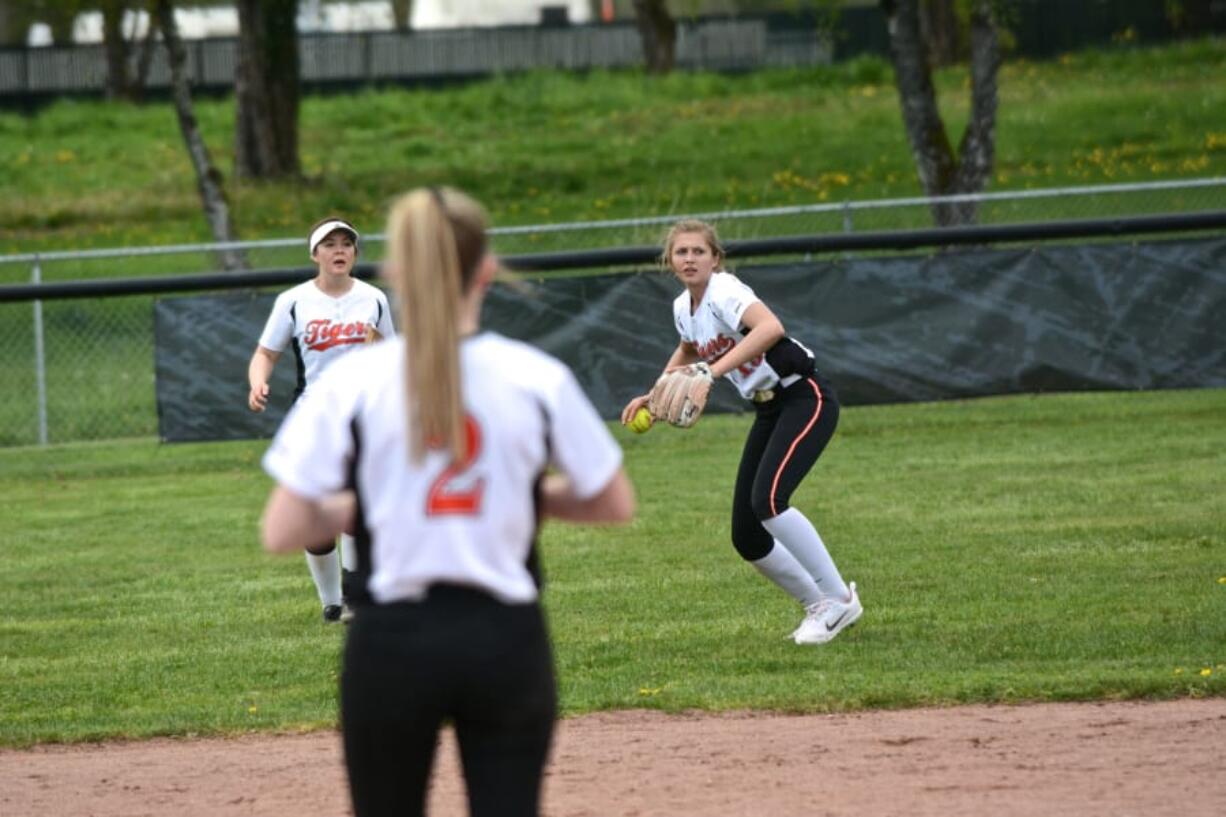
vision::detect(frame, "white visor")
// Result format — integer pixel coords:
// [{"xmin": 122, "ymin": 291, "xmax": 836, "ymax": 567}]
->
[{"xmin": 308, "ymin": 220, "xmax": 359, "ymax": 256}]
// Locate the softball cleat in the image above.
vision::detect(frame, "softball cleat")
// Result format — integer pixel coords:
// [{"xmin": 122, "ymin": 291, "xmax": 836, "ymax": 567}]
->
[{"xmin": 792, "ymin": 582, "xmax": 861, "ymax": 645}]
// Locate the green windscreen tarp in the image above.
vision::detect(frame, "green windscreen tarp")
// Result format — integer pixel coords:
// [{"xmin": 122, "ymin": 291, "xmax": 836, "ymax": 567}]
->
[{"xmin": 153, "ymin": 236, "xmax": 1226, "ymax": 442}]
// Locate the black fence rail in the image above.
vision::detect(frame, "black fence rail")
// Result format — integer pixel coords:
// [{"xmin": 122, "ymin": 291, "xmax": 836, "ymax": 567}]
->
[{"xmin": 4, "ymin": 209, "xmax": 1224, "ymax": 303}]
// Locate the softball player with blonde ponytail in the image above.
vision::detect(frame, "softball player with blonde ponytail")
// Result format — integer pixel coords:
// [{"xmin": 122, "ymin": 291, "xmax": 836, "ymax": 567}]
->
[{"xmin": 260, "ymin": 187, "xmax": 634, "ymax": 817}]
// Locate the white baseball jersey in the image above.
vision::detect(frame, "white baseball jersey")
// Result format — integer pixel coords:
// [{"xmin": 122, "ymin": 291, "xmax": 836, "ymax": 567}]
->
[
  {"xmin": 262, "ymin": 332, "xmax": 623, "ymax": 605},
  {"xmin": 673, "ymin": 271, "xmax": 815, "ymax": 399},
  {"xmin": 257, "ymin": 278, "xmax": 396, "ymax": 400}
]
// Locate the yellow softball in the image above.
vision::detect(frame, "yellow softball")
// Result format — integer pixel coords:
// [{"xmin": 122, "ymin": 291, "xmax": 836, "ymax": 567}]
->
[{"xmin": 629, "ymin": 406, "xmax": 653, "ymax": 434}]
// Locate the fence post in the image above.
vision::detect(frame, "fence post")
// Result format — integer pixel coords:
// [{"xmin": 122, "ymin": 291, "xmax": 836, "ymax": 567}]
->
[
  {"xmin": 32, "ymin": 257, "xmax": 48, "ymax": 446},
  {"xmin": 835, "ymin": 200, "xmax": 857, "ymax": 261}
]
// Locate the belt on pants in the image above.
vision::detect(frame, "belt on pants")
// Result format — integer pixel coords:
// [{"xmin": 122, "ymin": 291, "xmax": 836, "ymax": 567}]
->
[{"xmin": 750, "ymin": 373, "xmax": 803, "ymax": 404}]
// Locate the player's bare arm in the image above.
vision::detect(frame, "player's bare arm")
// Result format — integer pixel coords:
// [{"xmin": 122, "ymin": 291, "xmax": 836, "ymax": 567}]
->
[
  {"xmin": 708, "ymin": 302, "xmax": 785, "ymax": 379},
  {"xmin": 539, "ymin": 468, "xmax": 635, "ymax": 524},
  {"xmin": 663, "ymin": 340, "xmax": 701, "ymax": 372},
  {"xmin": 247, "ymin": 346, "xmax": 281, "ymax": 412},
  {"xmin": 261, "ymin": 486, "xmax": 355, "ymax": 553}
]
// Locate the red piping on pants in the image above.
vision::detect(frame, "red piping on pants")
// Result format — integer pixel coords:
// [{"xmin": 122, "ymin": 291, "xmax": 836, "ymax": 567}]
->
[{"xmin": 768, "ymin": 378, "xmax": 822, "ymax": 517}]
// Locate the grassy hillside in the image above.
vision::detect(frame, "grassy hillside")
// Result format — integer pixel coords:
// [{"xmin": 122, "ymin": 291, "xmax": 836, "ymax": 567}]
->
[
  {"xmin": 1, "ymin": 36, "xmax": 1224, "ymax": 267},
  {"xmin": 1, "ymin": 390, "xmax": 1222, "ymax": 747}
]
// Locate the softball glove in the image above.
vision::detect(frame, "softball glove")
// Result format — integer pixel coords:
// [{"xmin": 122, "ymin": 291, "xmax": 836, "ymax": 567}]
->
[{"xmin": 647, "ymin": 362, "xmax": 713, "ymax": 428}]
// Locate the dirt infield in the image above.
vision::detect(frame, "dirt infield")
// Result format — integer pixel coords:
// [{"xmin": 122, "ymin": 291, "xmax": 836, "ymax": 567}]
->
[{"xmin": 3, "ymin": 698, "xmax": 1224, "ymax": 817}]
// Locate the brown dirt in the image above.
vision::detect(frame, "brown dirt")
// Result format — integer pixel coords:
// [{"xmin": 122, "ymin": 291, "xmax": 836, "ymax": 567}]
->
[{"xmin": 2, "ymin": 698, "xmax": 1223, "ymax": 817}]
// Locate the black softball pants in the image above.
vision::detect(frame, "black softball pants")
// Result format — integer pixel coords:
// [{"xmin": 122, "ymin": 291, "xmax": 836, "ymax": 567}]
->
[
  {"xmin": 341, "ymin": 585, "xmax": 557, "ymax": 817},
  {"xmin": 730, "ymin": 373, "xmax": 840, "ymax": 562}
]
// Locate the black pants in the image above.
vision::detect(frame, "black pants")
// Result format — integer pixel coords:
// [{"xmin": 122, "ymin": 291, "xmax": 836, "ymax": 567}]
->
[
  {"xmin": 730, "ymin": 373, "xmax": 840, "ymax": 561},
  {"xmin": 341, "ymin": 585, "xmax": 557, "ymax": 817}
]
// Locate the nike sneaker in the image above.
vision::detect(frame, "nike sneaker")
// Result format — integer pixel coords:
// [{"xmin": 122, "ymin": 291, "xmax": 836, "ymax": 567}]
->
[{"xmin": 792, "ymin": 582, "xmax": 861, "ymax": 645}]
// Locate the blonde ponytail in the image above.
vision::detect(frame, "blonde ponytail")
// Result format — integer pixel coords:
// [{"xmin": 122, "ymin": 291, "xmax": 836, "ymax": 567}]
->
[{"xmin": 386, "ymin": 187, "xmax": 489, "ymax": 463}]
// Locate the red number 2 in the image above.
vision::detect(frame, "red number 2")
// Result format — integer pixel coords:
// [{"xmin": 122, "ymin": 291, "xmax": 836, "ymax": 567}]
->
[{"xmin": 425, "ymin": 415, "xmax": 485, "ymax": 516}]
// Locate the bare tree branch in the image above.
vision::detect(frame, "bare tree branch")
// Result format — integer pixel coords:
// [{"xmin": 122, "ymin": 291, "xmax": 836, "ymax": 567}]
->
[
  {"xmin": 155, "ymin": 0, "xmax": 246, "ymax": 271},
  {"xmin": 953, "ymin": 2, "xmax": 1001, "ymax": 223},
  {"xmin": 881, "ymin": 0, "xmax": 1001, "ymax": 226}
]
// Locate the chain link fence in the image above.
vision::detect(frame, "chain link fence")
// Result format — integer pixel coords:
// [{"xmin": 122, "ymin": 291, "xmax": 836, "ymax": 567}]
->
[
  {"xmin": 1, "ymin": 177, "xmax": 1223, "ymax": 447},
  {"xmin": 0, "ymin": 295, "xmax": 155, "ymax": 446}
]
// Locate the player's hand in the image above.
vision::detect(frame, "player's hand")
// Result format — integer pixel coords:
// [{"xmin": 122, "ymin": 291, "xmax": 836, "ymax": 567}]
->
[
  {"xmin": 364, "ymin": 323, "xmax": 383, "ymax": 344},
  {"xmin": 620, "ymin": 394, "xmax": 650, "ymax": 425},
  {"xmin": 249, "ymin": 382, "xmax": 270, "ymax": 413}
]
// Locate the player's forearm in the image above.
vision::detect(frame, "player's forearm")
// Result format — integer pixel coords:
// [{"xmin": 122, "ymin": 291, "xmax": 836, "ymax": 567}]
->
[
  {"xmin": 663, "ymin": 343, "xmax": 699, "ymax": 372},
  {"xmin": 248, "ymin": 350, "xmax": 277, "ymax": 390},
  {"xmin": 539, "ymin": 470, "xmax": 635, "ymax": 525},
  {"xmin": 262, "ymin": 486, "xmax": 355, "ymax": 553},
  {"xmin": 709, "ymin": 319, "xmax": 784, "ymax": 379}
]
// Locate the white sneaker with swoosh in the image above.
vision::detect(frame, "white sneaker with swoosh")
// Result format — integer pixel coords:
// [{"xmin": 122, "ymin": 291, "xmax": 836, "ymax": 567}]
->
[{"xmin": 792, "ymin": 582, "xmax": 862, "ymax": 645}]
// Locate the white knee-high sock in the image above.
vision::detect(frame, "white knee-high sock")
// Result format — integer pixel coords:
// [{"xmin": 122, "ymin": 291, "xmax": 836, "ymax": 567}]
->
[
  {"xmin": 751, "ymin": 542, "xmax": 824, "ymax": 608},
  {"xmin": 305, "ymin": 548, "xmax": 342, "ymax": 607},
  {"xmin": 339, "ymin": 533, "xmax": 357, "ymax": 572},
  {"xmin": 760, "ymin": 508, "xmax": 849, "ymax": 601}
]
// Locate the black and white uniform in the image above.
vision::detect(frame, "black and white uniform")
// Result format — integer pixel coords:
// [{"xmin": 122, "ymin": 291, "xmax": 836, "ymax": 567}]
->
[
  {"xmin": 257, "ymin": 278, "xmax": 396, "ymax": 402},
  {"xmin": 262, "ymin": 332, "xmax": 623, "ymax": 817},
  {"xmin": 673, "ymin": 271, "xmax": 839, "ymax": 561}
]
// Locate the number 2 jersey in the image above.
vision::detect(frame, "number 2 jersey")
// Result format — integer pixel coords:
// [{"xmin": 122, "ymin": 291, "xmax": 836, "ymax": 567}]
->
[
  {"xmin": 257, "ymin": 278, "xmax": 396, "ymax": 401},
  {"xmin": 262, "ymin": 332, "xmax": 623, "ymax": 605},
  {"xmin": 673, "ymin": 270, "xmax": 816, "ymax": 399}
]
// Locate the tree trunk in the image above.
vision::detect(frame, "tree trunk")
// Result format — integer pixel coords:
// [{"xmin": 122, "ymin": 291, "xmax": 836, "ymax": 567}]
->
[
  {"xmin": 632, "ymin": 0, "xmax": 676, "ymax": 75},
  {"xmin": 234, "ymin": 0, "xmax": 300, "ymax": 180},
  {"xmin": 391, "ymin": 0, "xmax": 413, "ymax": 31},
  {"xmin": 45, "ymin": 6, "xmax": 77, "ymax": 46},
  {"xmin": 131, "ymin": 10, "xmax": 158, "ymax": 102},
  {"xmin": 1168, "ymin": 0, "xmax": 1214, "ymax": 33},
  {"xmin": 0, "ymin": 4, "xmax": 25, "ymax": 47},
  {"xmin": 952, "ymin": 2, "xmax": 1000, "ymax": 225},
  {"xmin": 919, "ymin": 0, "xmax": 959, "ymax": 67},
  {"xmin": 101, "ymin": 1, "xmax": 131, "ymax": 100},
  {"xmin": 155, "ymin": 0, "xmax": 246, "ymax": 271},
  {"xmin": 881, "ymin": 0, "xmax": 999, "ymax": 226}
]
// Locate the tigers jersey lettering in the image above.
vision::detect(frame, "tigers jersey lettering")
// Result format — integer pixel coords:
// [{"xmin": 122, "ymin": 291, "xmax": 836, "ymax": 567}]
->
[
  {"xmin": 258, "ymin": 278, "xmax": 395, "ymax": 399},
  {"xmin": 302, "ymin": 318, "xmax": 370, "ymax": 350}
]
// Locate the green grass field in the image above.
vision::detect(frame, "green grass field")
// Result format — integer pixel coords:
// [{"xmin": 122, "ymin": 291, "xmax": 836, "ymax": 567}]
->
[
  {"xmin": 2, "ymin": 37, "xmax": 1225, "ymax": 273},
  {"xmin": 2, "ymin": 37, "xmax": 1224, "ymax": 445},
  {"xmin": 1, "ymin": 389, "xmax": 1222, "ymax": 749}
]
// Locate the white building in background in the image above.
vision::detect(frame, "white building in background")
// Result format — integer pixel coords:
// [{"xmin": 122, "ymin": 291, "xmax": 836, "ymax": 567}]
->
[
  {"xmin": 412, "ymin": 0, "xmax": 590, "ymax": 29},
  {"xmin": 27, "ymin": 1, "xmax": 593, "ymax": 46}
]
